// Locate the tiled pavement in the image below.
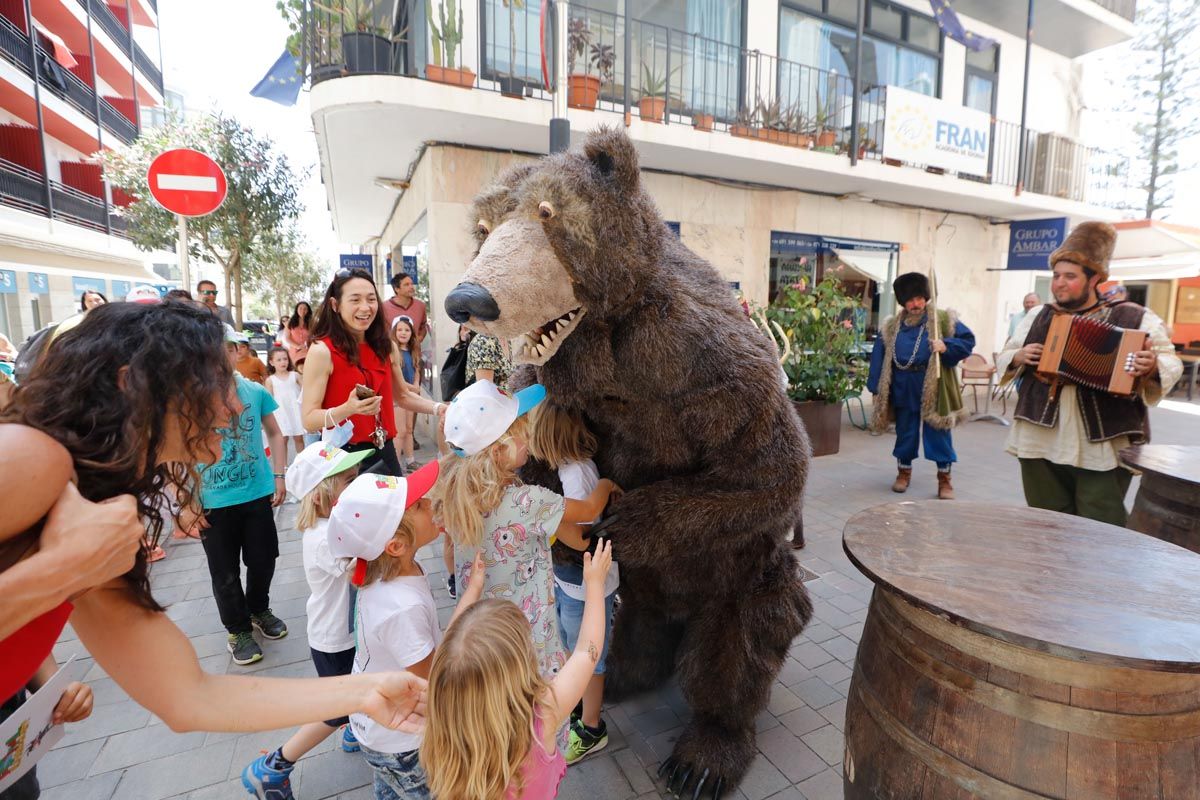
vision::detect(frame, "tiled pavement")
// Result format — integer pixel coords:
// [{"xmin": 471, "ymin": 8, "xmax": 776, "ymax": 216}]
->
[{"xmin": 38, "ymin": 399, "xmax": 1200, "ymax": 800}]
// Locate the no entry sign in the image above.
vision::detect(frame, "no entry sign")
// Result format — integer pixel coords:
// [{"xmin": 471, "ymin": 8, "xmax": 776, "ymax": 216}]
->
[{"xmin": 147, "ymin": 148, "xmax": 227, "ymax": 217}]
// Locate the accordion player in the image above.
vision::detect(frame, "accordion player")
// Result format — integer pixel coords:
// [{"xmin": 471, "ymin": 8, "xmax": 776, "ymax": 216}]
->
[{"xmin": 1036, "ymin": 313, "xmax": 1149, "ymax": 397}]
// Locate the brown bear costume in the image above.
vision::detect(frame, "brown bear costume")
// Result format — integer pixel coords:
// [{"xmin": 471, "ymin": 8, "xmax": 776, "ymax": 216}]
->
[{"xmin": 445, "ymin": 127, "xmax": 813, "ymax": 799}]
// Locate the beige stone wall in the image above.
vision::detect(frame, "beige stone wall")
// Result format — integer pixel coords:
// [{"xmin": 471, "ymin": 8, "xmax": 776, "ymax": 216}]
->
[{"xmin": 382, "ymin": 145, "xmax": 1013, "ymax": 390}]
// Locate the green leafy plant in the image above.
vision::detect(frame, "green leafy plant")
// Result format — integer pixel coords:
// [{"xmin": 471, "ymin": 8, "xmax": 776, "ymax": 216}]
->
[
  {"xmin": 590, "ymin": 43, "xmax": 615, "ymax": 82},
  {"xmin": 427, "ymin": 0, "xmax": 464, "ymax": 69},
  {"xmin": 502, "ymin": 0, "xmax": 525, "ymax": 84},
  {"xmin": 763, "ymin": 278, "xmax": 868, "ymax": 403},
  {"xmin": 639, "ymin": 62, "xmax": 679, "ymax": 99},
  {"xmin": 313, "ymin": 0, "xmax": 388, "ymax": 36},
  {"xmin": 567, "ymin": 17, "xmax": 591, "ymax": 73}
]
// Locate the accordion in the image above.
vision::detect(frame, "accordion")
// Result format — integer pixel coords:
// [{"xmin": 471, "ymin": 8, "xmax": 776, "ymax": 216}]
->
[{"xmin": 1037, "ymin": 313, "xmax": 1148, "ymax": 396}]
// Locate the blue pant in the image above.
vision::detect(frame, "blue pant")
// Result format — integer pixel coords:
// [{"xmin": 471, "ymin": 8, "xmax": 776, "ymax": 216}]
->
[
  {"xmin": 892, "ymin": 406, "xmax": 955, "ymax": 468},
  {"xmin": 360, "ymin": 745, "xmax": 429, "ymax": 800},
  {"xmin": 553, "ymin": 563, "xmax": 615, "ymax": 675}
]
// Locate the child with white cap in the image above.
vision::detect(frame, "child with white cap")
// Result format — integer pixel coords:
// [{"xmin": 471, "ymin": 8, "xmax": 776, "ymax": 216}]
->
[
  {"xmin": 330, "ymin": 465, "xmax": 485, "ymax": 799},
  {"xmin": 436, "ymin": 380, "xmax": 619, "ymax": 691},
  {"xmin": 242, "ymin": 441, "xmax": 374, "ymax": 800}
]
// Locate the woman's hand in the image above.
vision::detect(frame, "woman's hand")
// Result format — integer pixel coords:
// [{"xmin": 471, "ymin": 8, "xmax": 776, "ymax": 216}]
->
[
  {"xmin": 42, "ymin": 484, "xmax": 143, "ymax": 596},
  {"xmin": 360, "ymin": 672, "xmax": 428, "ymax": 734},
  {"xmin": 340, "ymin": 387, "xmax": 382, "ymax": 419},
  {"xmin": 52, "ymin": 681, "xmax": 93, "ymax": 724}
]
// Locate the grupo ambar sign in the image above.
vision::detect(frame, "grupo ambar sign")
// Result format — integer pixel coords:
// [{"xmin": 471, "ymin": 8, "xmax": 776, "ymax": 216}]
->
[{"xmin": 883, "ymin": 86, "xmax": 991, "ymax": 176}]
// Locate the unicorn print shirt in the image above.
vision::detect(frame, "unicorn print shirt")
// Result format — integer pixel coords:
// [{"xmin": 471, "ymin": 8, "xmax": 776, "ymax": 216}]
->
[{"xmin": 455, "ymin": 485, "xmax": 567, "ymax": 680}]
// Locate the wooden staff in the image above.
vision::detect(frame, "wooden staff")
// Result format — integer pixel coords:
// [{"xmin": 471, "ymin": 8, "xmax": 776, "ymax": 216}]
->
[{"xmin": 928, "ymin": 267, "xmax": 941, "ymax": 376}]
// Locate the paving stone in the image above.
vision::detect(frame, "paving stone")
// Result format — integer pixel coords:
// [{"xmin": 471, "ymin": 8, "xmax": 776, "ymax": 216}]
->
[
  {"xmin": 776, "ymin": 657, "xmax": 812, "ymax": 687},
  {"xmin": 778, "ymin": 705, "xmax": 828, "ymax": 738},
  {"xmin": 291, "ymin": 747, "xmax": 373, "ymax": 798},
  {"xmin": 755, "ymin": 725, "xmax": 826, "ymax": 784},
  {"xmin": 737, "ymin": 753, "xmax": 792, "ymax": 800},
  {"xmin": 58, "ymin": 699, "xmax": 152, "ymax": 748},
  {"xmin": 789, "ymin": 676, "xmax": 842, "ymax": 709},
  {"xmin": 797, "ymin": 767, "xmax": 844, "ymax": 800},
  {"xmin": 789, "ymin": 641, "xmax": 834, "ymax": 670},
  {"xmin": 813, "ymin": 660, "xmax": 852, "ymax": 687},
  {"xmin": 89, "ymin": 724, "xmax": 208, "ymax": 775},
  {"xmin": 39, "ymin": 771, "xmax": 121, "ymax": 800},
  {"xmin": 38, "ymin": 737, "xmax": 104, "ymax": 788},
  {"xmin": 558, "ymin": 750, "xmax": 636, "ymax": 800},
  {"xmin": 108, "ymin": 739, "xmax": 236, "ymax": 800},
  {"xmin": 820, "ymin": 634, "xmax": 859, "ymax": 663},
  {"xmin": 766, "ymin": 684, "xmax": 803, "ymax": 717},
  {"xmin": 614, "ymin": 747, "xmax": 656, "ymax": 794},
  {"xmin": 798, "ymin": 621, "xmax": 839, "ymax": 644},
  {"xmin": 800, "ymin": 724, "xmax": 845, "ymax": 766},
  {"xmin": 333, "ymin": 787, "xmax": 375, "ymax": 800}
]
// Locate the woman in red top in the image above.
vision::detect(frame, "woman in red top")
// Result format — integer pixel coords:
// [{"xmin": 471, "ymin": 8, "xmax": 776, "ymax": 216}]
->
[
  {"xmin": 301, "ymin": 268, "xmax": 444, "ymax": 476},
  {"xmin": 0, "ymin": 300, "xmax": 427, "ymax": 730}
]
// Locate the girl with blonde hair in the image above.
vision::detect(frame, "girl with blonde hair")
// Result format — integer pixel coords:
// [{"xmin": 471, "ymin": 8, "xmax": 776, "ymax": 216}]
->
[
  {"xmin": 421, "ymin": 540, "xmax": 613, "ymax": 800},
  {"xmin": 436, "ymin": 380, "xmax": 618, "ymax": 683}
]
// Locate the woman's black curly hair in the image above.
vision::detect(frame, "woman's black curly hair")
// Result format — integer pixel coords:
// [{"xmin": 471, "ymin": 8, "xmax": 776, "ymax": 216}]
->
[
  {"xmin": 310, "ymin": 268, "xmax": 390, "ymax": 365},
  {"xmin": 0, "ymin": 300, "xmax": 235, "ymax": 610}
]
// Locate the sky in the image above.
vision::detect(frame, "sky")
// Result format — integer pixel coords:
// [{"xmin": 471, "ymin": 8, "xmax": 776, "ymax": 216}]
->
[{"xmin": 158, "ymin": 0, "xmax": 340, "ymax": 266}]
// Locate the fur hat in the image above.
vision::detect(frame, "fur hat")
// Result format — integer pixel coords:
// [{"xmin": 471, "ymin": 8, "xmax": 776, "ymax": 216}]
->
[
  {"xmin": 892, "ymin": 272, "xmax": 931, "ymax": 304},
  {"xmin": 1049, "ymin": 221, "xmax": 1116, "ymax": 279}
]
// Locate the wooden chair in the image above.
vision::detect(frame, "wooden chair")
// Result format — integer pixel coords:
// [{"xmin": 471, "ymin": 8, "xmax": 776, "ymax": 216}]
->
[{"xmin": 960, "ymin": 353, "xmax": 995, "ymax": 415}]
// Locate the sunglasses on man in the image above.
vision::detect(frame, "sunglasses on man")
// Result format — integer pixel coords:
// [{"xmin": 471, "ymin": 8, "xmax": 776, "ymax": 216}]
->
[{"xmin": 200, "ymin": 289, "xmax": 218, "ymax": 296}]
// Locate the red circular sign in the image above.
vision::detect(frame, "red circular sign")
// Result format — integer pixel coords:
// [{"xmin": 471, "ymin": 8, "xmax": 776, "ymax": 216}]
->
[{"xmin": 147, "ymin": 148, "xmax": 228, "ymax": 217}]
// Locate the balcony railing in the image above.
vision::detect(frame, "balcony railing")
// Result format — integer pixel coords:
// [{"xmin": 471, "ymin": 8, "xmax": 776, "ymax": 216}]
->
[
  {"xmin": 133, "ymin": 42, "xmax": 163, "ymax": 94},
  {"xmin": 51, "ymin": 180, "xmax": 107, "ymax": 231},
  {"xmin": 87, "ymin": 0, "xmax": 130, "ymax": 57},
  {"xmin": 300, "ymin": 0, "xmax": 1136, "ymax": 212},
  {"xmin": 99, "ymin": 97, "xmax": 137, "ymax": 144},
  {"xmin": 0, "ymin": 15, "xmax": 31, "ymax": 75},
  {"xmin": 37, "ymin": 46, "xmax": 98, "ymax": 122},
  {"xmin": 0, "ymin": 158, "xmax": 48, "ymax": 214}
]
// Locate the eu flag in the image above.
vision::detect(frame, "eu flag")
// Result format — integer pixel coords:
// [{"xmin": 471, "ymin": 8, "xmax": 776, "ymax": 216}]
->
[
  {"xmin": 928, "ymin": 0, "xmax": 997, "ymax": 53},
  {"xmin": 250, "ymin": 50, "xmax": 303, "ymax": 106}
]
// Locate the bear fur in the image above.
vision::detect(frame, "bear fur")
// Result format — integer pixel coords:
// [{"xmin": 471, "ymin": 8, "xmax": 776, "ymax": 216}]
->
[{"xmin": 445, "ymin": 127, "xmax": 813, "ymax": 796}]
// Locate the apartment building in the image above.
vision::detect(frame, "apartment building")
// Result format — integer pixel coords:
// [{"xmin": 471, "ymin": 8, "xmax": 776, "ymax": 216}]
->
[
  {"xmin": 302, "ymin": 0, "xmax": 1138, "ymax": 362},
  {"xmin": 0, "ymin": 0, "xmax": 165, "ymax": 341}
]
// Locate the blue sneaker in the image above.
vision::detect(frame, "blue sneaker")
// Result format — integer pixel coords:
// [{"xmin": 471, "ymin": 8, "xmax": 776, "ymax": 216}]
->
[
  {"xmin": 341, "ymin": 725, "xmax": 361, "ymax": 753},
  {"xmin": 242, "ymin": 752, "xmax": 294, "ymax": 800}
]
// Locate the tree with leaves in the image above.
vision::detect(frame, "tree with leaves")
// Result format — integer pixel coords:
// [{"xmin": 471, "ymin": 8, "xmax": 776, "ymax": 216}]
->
[
  {"xmin": 246, "ymin": 225, "xmax": 330, "ymax": 322},
  {"xmin": 1125, "ymin": 0, "xmax": 1200, "ymax": 219},
  {"xmin": 100, "ymin": 112, "xmax": 304, "ymax": 325}
]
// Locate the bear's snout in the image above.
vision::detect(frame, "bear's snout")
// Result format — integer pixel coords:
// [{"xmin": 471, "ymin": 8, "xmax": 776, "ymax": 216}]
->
[{"xmin": 445, "ymin": 282, "xmax": 501, "ymax": 324}]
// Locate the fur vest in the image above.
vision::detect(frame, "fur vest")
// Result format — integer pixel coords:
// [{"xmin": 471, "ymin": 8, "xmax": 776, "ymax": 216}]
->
[
  {"xmin": 1013, "ymin": 302, "xmax": 1150, "ymax": 443},
  {"xmin": 870, "ymin": 309, "xmax": 968, "ymax": 433}
]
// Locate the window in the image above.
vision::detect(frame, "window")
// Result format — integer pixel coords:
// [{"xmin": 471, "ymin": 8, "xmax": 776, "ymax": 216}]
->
[
  {"xmin": 480, "ymin": 0, "xmax": 545, "ymax": 84},
  {"xmin": 779, "ymin": 1, "xmax": 942, "ymax": 97},
  {"xmin": 963, "ymin": 44, "xmax": 998, "ymax": 114}
]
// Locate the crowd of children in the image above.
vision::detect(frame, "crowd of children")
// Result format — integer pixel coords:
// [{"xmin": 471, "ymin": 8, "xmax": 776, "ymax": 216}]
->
[{"xmin": 231, "ymin": 378, "xmax": 620, "ymax": 800}]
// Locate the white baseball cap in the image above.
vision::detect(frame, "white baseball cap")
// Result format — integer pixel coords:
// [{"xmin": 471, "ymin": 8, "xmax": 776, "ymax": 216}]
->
[
  {"xmin": 285, "ymin": 441, "xmax": 374, "ymax": 500},
  {"xmin": 444, "ymin": 379, "xmax": 546, "ymax": 457},
  {"xmin": 328, "ymin": 461, "xmax": 440, "ymax": 585},
  {"xmin": 125, "ymin": 285, "xmax": 161, "ymax": 304}
]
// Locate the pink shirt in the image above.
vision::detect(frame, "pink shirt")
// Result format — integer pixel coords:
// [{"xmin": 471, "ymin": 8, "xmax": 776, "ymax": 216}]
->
[{"xmin": 508, "ymin": 715, "xmax": 566, "ymax": 800}]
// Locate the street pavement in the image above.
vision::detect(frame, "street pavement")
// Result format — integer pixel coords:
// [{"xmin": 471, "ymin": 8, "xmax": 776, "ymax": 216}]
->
[{"xmin": 37, "ymin": 397, "xmax": 1200, "ymax": 800}]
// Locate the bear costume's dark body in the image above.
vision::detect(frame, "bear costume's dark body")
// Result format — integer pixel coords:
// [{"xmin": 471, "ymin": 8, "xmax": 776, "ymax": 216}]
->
[{"xmin": 445, "ymin": 128, "xmax": 813, "ymax": 798}]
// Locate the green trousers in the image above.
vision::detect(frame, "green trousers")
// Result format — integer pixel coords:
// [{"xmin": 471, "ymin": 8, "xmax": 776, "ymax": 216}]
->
[{"xmin": 1018, "ymin": 458, "xmax": 1134, "ymax": 527}]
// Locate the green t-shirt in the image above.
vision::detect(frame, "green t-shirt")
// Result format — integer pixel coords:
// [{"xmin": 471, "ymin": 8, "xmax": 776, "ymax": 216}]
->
[{"xmin": 198, "ymin": 375, "xmax": 279, "ymax": 509}]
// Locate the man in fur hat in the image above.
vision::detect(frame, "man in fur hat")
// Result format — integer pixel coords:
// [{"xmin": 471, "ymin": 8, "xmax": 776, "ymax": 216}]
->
[
  {"xmin": 997, "ymin": 221, "xmax": 1181, "ymax": 526},
  {"xmin": 867, "ymin": 272, "xmax": 974, "ymax": 499}
]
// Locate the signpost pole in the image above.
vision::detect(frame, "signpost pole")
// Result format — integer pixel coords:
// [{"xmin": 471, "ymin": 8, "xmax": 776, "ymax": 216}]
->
[{"xmin": 177, "ymin": 214, "xmax": 190, "ymax": 294}]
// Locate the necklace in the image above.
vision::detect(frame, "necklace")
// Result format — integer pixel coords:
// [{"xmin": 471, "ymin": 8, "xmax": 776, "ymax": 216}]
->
[{"xmin": 892, "ymin": 317, "xmax": 926, "ymax": 369}]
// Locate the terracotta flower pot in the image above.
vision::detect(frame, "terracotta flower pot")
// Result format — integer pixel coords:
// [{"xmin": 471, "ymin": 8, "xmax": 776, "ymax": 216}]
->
[
  {"xmin": 426, "ymin": 64, "xmax": 475, "ymax": 88},
  {"xmin": 816, "ymin": 130, "xmax": 837, "ymax": 148},
  {"xmin": 692, "ymin": 113, "xmax": 714, "ymax": 132},
  {"xmin": 568, "ymin": 74, "xmax": 601, "ymax": 110},
  {"xmin": 730, "ymin": 124, "xmax": 757, "ymax": 139},
  {"xmin": 638, "ymin": 97, "xmax": 667, "ymax": 123}
]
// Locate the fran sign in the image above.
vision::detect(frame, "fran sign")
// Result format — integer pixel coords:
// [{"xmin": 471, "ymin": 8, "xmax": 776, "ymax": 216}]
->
[{"xmin": 883, "ymin": 86, "xmax": 991, "ymax": 176}]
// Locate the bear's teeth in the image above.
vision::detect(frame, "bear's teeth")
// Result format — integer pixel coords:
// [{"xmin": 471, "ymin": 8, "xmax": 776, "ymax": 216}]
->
[
  {"xmin": 533, "ymin": 343, "xmax": 544, "ymax": 357},
  {"xmin": 541, "ymin": 334, "xmax": 552, "ymax": 348},
  {"xmin": 568, "ymin": 310, "xmax": 577, "ymax": 321}
]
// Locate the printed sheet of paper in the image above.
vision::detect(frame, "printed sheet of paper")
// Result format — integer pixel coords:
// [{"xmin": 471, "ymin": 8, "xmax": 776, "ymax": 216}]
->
[{"xmin": 0, "ymin": 656, "xmax": 88, "ymax": 792}]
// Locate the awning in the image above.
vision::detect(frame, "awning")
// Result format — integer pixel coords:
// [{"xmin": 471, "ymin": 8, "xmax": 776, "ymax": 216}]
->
[
  {"xmin": 831, "ymin": 248, "xmax": 894, "ymax": 284},
  {"xmin": 30, "ymin": 19, "xmax": 78, "ymax": 70},
  {"xmin": 1112, "ymin": 220, "xmax": 1200, "ymax": 259},
  {"xmin": 1108, "ymin": 255, "xmax": 1200, "ymax": 282}
]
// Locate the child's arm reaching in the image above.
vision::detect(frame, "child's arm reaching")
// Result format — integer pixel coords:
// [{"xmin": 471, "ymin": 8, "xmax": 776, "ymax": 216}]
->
[
  {"xmin": 29, "ymin": 654, "xmax": 93, "ymax": 725},
  {"xmin": 554, "ymin": 479, "xmax": 618, "ymax": 548},
  {"xmin": 544, "ymin": 539, "xmax": 612, "ymax": 748},
  {"xmin": 447, "ymin": 550, "xmax": 486, "ymax": 628}
]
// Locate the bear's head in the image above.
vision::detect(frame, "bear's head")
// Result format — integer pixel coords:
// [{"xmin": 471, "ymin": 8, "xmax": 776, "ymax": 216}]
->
[{"xmin": 444, "ymin": 127, "xmax": 666, "ymax": 366}]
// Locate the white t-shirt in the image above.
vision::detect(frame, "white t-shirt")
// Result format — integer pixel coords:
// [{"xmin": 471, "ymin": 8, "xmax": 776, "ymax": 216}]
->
[
  {"xmin": 555, "ymin": 459, "xmax": 619, "ymax": 601},
  {"xmin": 349, "ymin": 574, "xmax": 441, "ymax": 754},
  {"xmin": 302, "ymin": 519, "xmax": 355, "ymax": 653}
]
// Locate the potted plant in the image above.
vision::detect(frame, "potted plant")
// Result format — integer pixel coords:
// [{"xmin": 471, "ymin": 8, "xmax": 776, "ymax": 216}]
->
[
  {"xmin": 763, "ymin": 277, "xmax": 868, "ymax": 456},
  {"xmin": 811, "ymin": 101, "xmax": 837, "ymax": 149},
  {"xmin": 567, "ymin": 19, "xmax": 599, "ymax": 109},
  {"xmin": 499, "ymin": 0, "xmax": 525, "ymax": 97},
  {"xmin": 637, "ymin": 62, "xmax": 676, "ymax": 123},
  {"xmin": 426, "ymin": 0, "xmax": 474, "ymax": 87},
  {"xmin": 730, "ymin": 103, "xmax": 759, "ymax": 139},
  {"xmin": 569, "ymin": 39, "xmax": 613, "ymax": 110},
  {"xmin": 315, "ymin": 0, "xmax": 392, "ymax": 74}
]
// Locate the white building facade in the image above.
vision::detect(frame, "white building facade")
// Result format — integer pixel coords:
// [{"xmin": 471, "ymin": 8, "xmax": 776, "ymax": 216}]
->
[{"xmin": 303, "ymin": 0, "xmax": 1138, "ymax": 369}]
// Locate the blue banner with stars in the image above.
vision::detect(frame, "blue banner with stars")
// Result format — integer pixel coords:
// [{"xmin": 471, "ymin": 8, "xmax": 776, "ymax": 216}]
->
[
  {"xmin": 250, "ymin": 49, "xmax": 302, "ymax": 107},
  {"xmin": 928, "ymin": 0, "xmax": 997, "ymax": 53}
]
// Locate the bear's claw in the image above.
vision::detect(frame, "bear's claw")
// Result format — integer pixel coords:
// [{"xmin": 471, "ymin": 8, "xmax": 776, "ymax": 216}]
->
[{"xmin": 658, "ymin": 759, "xmax": 724, "ymax": 800}]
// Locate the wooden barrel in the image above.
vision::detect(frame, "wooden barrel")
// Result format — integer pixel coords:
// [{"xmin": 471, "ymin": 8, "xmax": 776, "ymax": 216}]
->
[
  {"xmin": 843, "ymin": 501, "xmax": 1200, "ymax": 799},
  {"xmin": 1122, "ymin": 445, "xmax": 1200, "ymax": 555}
]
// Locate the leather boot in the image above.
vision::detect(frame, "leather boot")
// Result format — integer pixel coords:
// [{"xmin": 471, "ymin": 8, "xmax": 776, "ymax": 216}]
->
[
  {"xmin": 937, "ymin": 471, "xmax": 955, "ymax": 500},
  {"xmin": 892, "ymin": 467, "xmax": 912, "ymax": 493}
]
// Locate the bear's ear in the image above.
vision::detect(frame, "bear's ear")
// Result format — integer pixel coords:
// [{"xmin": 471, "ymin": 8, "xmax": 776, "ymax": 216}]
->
[{"xmin": 583, "ymin": 126, "xmax": 640, "ymax": 195}]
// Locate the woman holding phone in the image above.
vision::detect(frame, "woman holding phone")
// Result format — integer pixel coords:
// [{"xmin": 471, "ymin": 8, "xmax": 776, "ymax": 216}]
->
[{"xmin": 301, "ymin": 269, "xmax": 445, "ymax": 476}]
